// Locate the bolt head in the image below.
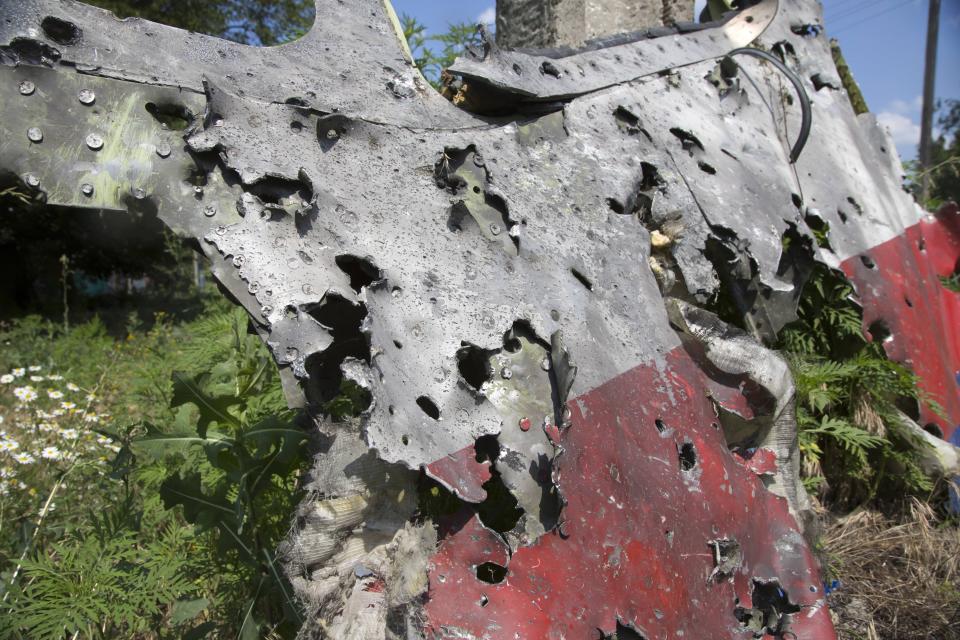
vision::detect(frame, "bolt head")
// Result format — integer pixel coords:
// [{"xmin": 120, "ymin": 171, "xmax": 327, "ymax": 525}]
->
[
  {"xmin": 156, "ymin": 142, "xmax": 171, "ymax": 158},
  {"xmin": 80, "ymin": 183, "xmax": 94, "ymax": 196},
  {"xmin": 18, "ymin": 80, "xmax": 35, "ymax": 96},
  {"xmin": 77, "ymin": 89, "xmax": 95, "ymax": 105},
  {"xmin": 27, "ymin": 127, "xmax": 43, "ymax": 143},
  {"xmin": 85, "ymin": 133, "xmax": 103, "ymax": 150}
]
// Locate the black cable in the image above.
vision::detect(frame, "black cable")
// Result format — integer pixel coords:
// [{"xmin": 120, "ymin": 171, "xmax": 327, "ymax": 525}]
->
[{"xmin": 726, "ymin": 47, "xmax": 812, "ymax": 163}]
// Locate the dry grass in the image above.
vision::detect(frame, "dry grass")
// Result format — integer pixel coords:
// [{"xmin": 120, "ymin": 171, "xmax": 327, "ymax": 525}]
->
[{"xmin": 823, "ymin": 497, "xmax": 960, "ymax": 639}]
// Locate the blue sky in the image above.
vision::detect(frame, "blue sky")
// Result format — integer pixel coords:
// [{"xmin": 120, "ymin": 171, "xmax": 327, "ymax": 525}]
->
[{"xmin": 392, "ymin": 0, "xmax": 960, "ymax": 160}]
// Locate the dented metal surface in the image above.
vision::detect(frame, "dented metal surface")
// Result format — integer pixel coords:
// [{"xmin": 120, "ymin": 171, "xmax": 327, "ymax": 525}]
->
[{"xmin": 2, "ymin": 0, "xmax": 958, "ymax": 637}]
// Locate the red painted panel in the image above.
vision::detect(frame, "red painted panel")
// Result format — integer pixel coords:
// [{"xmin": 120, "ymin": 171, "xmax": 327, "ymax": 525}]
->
[
  {"xmin": 426, "ymin": 444, "xmax": 493, "ymax": 503},
  {"xmin": 424, "ymin": 348, "xmax": 835, "ymax": 639},
  {"xmin": 841, "ymin": 205, "xmax": 960, "ymax": 439}
]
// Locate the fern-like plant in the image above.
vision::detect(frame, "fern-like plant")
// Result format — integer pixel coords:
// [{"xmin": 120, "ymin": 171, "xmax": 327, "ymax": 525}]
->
[{"xmin": 780, "ymin": 262, "xmax": 941, "ymax": 506}]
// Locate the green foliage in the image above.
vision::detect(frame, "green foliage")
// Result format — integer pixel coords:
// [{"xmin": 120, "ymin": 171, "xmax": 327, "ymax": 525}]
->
[
  {"xmin": 1, "ymin": 508, "xmax": 196, "ymax": 639},
  {"xmin": 780, "ymin": 263, "xmax": 940, "ymax": 507},
  {"xmin": 0, "ymin": 302, "xmax": 310, "ymax": 638},
  {"xmin": 400, "ymin": 14, "xmax": 484, "ymax": 87},
  {"xmin": 904, "ymin": 99, "xmax": 960, "ymax": 210},
  {"xmin": 128, "ymin": 307, "xmax": 308, "ymax": 637},
  {"xmin": 829, "ymin": 39, "xmax": 869, "ymax": 116},
  {"xmin": 82, "ymin": 0, "xmax": 314, "ymax": 46}
]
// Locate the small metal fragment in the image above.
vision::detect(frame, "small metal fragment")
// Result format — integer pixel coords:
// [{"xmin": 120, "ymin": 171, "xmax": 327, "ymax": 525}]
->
[
  {"xmin": 27, "ymin": 127, "xmax": 43, "ymax": 143},
  {"xmin": 24, "ymin": 173, "xmax": 40, "ymax": 188},
  {"xmin": 156, "ymin": 142, "xmax": 171, "ymax": 158},
  {"xmin": 18, "ymin": 80, "xmax": 35, "ymax": 96},
  {"xmin": 540, "ymin": 357, "xmax": 551, "ymax": 371},
  {"xmin": 85, "ymin": 133, "xmax": 103, "ymax": 150},
  {"xmin": 131, "ymin": 187, "xmax": 146, "ymax": 200},
  {"xmin": 77, "ymin": 89, "xmax": 95, "ymax": 105},
  {"xmin": 80, "ymin": 183, "xmax": 94, "ymax": 196}
]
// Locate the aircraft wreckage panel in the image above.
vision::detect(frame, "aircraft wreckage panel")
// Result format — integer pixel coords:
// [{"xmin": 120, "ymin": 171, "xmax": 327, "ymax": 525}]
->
[{"xmin": 2, "ymin": 0, "xmax": 958, "ymax": 637}]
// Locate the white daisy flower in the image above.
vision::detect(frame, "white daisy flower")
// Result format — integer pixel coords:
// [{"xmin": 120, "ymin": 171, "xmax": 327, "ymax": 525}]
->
[
  {"xmin": 0, "ymin": 467, "xmax": 14, "ymax": 478},
  {"xmin": 0, "ymin": 482, "xmax": 8, "ymax": 496},
  {"xmin": 14, "ymin": 452, "xmax": 35, "ymax": 464},
  {"xmin": 83, "ymin": 414, "xmax": 99, "ymax": 423},
  {"xmin": 47, "ymin": 375, "xmax": 63, "ymax": 381},
  {"xmin": 85, "ymin": 393, "xmax": 96, "ymax": 402},
  {"xmin": 66, "ymin": 383, "xmax": 80, "ymax": 392},
  {"xmin": 27, "ymin": 366, "xmax": 42, "ymax": 372},
  {"xmin": 60, "ymin": 401, "xmax": 76, "ymax": 410},
  {"xmin": 29, "ymin": 375, "xmax": 44, "ymax": 382},
  {"xmin": 0, "ymin": 374, "xmax": 13, "ymax": 384},
  {"xmin": 107, "ymin": 444, "xmax": 121, "ymax": 453},
  {"xmin": 47, "ymin": 390, "xmax": 64, "ymax": 399},
  {"xmin": 14, "ymin": 387, "xmax": 38, "ymax": 403},
  {"xmin": 51, "ymin": 409, "xmax": 64, "ymax": 417},
  {"xmin": 96, "ymin": 435, "xmax": 113, "ymax": 445},
  {"xmin": 39, "ymin": 422, "xmax": 56, "ymax": 432},
  {"xmin": 11, "ymin": 368, "xmax": 25, "ymax": 378},
  {"xmin": 41, "ymin": 446, "xmax": 62, "ymax": 460},
  {"xmin": 59, "ymin": 429, "xmax": 79, "ymax": 440},
  {"xmin": 0, "ymin": 439, "xmax": 20, "ymax": 452}
]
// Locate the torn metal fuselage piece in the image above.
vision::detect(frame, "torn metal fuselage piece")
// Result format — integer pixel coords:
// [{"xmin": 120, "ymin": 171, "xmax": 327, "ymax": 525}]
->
[{"xmin": 4, "ymin": 0, "xmax": 958, "ymax": 637}]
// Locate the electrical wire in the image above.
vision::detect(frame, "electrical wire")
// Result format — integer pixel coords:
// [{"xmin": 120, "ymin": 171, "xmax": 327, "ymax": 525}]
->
[
  {"xmin": 831, "ymin": 0, "xmax": 918, "ymax": 33},
  {"xmin": 726, "ymin": 48, "xmax": 812, "ymax": 163}
]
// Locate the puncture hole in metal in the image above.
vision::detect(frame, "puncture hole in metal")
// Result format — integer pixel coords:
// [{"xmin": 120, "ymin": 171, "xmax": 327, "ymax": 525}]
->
[
  {"xmin": 41, "ymin": 16, "xmax": 82, "ymax": 46},
  {"xmin": 655, "ymin": 418, "xmax": 666, "ymax": 433},
  {"xmin": 475, "ymin": 562, "xmax": 507, "ymax": 584},
  {"xmin": 416, "ymin": 396, "xmax": 440, "ymax": 420},
  {"xmin": 570, "ymin": 267, "xmax": 593, "ymax": 291},
  {"xmin": 679, "ymin": 441, "xmax": 697, "ymax": 471}
]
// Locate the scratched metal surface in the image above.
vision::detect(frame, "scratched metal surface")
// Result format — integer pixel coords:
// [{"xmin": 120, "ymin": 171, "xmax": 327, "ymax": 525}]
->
[{"xmin": 2, "ymin": 0, "xmax": 957, "ymax": 637}]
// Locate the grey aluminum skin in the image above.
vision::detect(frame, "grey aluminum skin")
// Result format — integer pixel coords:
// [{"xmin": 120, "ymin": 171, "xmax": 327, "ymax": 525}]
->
[{"xmin": 0, "ymin": 0, "xmax": 924, "ymax": 635}]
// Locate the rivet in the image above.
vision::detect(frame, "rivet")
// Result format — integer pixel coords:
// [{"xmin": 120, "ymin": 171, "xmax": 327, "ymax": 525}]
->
[
  {"xmin": 18, "ymin": 80, "xmax": 35, "ymax": 96},
  {"xmin": 215, "ymin": 225, "xmax": 226, "ymax": 236},
  {"xmin": 194, "ymin": 186, "xmax": 204, "ymax": 196},
  {"xmin": 519, "ymin": 417, "xmax": 531, "ymax": 432},
  {"xmin": 131, "ymin": 187, "xmax": 146, "ymax": 200},
  {"xmin": 85, "ymin": 133, "xmax": 103, "ymax": 150},
  {"xmin": 27, "ymin": 127, "xmax": 43, "ymax": 143},
  {"xmin": 156, "ymin": 142, "xmax": 171, "ymax": 158},
  {"xmin": 248, "ymin": 281, "xmax": 260, "ymax": 294},
  {"xmin": 77, "ymin": 89, "xmax": 95, "ymax": 105},
  {"xmin": 203, "ymin": 204, "xmax": 217, "ymax": 217},
  {"xmin": 489, "ymin": 223, "xmax": 502, "ymax": 235},
  {"xmin": 500, "ymin": 367, "xmax": 512, "ymax": 379},
  {"xmin": 233, "ymin": 255, "xmax": 245, "ymax": 267},
  {"xmin": 80, "ymin": 183, "xmax": 94, "ymax": 196},
  {"xmin": 24, "ymin": 173, "xmax": 40, "ymax": 188}
]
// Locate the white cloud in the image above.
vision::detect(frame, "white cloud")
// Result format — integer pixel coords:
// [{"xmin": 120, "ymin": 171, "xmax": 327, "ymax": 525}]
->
[
  {"xmin": 477, "ymin": 7, "xmax": 496, "ymax": 25},
  {"xmin": 877, "ymin": 111, "xmax": 921, "ymax": 146},
  {"xmin": 889, "ymin": 95, "xmax": 922, "ymax": 114}
]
